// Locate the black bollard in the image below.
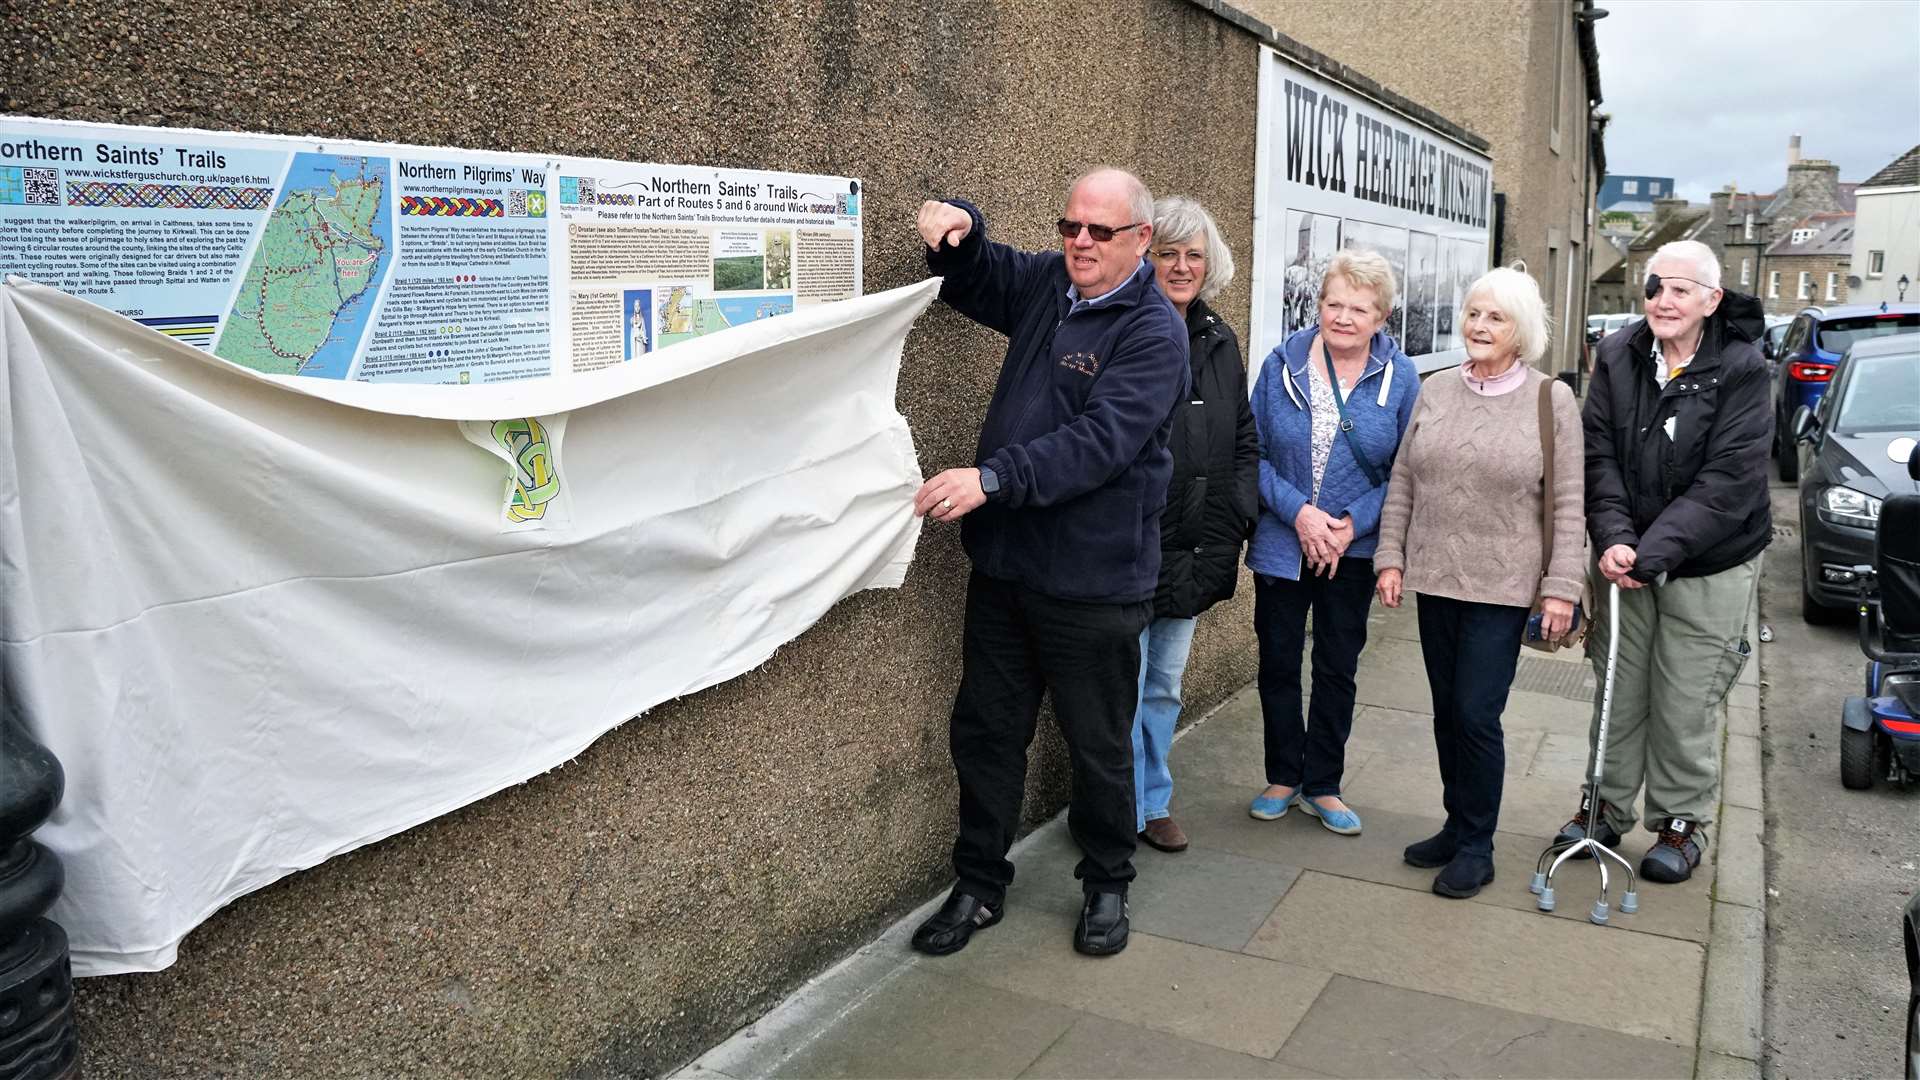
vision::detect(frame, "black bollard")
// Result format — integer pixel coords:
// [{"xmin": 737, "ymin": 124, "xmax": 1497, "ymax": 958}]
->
[{"xmin": 0, "ymin": 709, "xmax": 78, "ymax": 1080}]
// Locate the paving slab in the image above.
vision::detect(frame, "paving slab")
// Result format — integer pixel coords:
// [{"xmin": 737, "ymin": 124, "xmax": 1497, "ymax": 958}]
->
[
  {"xmin": 1018, "ymin": 1013, "xmax": 1330, "ymax": 1079},
  {"xmin": 1245, "ymin": 871, "xmax": 1704, "ymax": 1045},
  {"xmin": 1339, "ymin": 730, "xmax": 1594, "ymax": 836},
  {"xmin": 934, "ymin": 915, "xmax": 1330, "ymax": 1058},
  {"xmin": 1273, "ymin": 975, "xmax": 1696, "ymax": 1079},
  {"xmin": 1127, "ymin": 844, "xmax": 1302, "ymax": 952},
  {"xmin": 766, "ymin": 967, "xmax": 1077, "ymax": 1079}
]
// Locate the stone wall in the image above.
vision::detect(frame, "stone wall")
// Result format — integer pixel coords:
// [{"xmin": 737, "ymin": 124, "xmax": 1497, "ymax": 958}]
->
[{"xmin": 5, "ymin": 2, "xmax": 1269, "ymax": 1075}]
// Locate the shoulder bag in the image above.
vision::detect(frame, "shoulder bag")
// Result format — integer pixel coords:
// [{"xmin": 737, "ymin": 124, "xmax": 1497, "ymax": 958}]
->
[{"xmin": 1524, "ymin": 378, "xmax": 1592, "ymax": 653}]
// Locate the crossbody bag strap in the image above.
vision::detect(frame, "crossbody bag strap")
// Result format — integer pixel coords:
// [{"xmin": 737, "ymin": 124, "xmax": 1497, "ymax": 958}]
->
[
  {"xmin": 1320, "ymin": 346, "xmax": 1384, "ymax": 489},
  {"xmin": 1537, "ymin": 378, "xmax": 1555, "ymax": 580}
]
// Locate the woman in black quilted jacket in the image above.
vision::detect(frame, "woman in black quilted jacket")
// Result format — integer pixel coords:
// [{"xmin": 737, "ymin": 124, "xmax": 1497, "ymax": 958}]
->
[{"xmin": 1132, "ymin": 196, "xmax": 1260, "ymax": 853}]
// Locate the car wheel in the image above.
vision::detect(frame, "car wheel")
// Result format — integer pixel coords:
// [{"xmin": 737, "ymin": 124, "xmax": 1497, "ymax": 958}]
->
[
  {"xmin": 1801, "ymin": 573, "xmax": 1849, "ymax": 625},
  {"xmin": 1840, "ymin": 724, "xmax": 1876, "ymax": 789}
]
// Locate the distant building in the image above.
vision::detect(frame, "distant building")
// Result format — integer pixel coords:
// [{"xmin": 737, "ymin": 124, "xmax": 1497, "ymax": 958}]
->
[
  {"xmin": 1623, "ymin": 197, "xmax": 1711, "ymax": 299},
  {"xmin": 1848, "ymin": 144, "xmax": 1920, "ymax": 306},
  {"xmin": 1763, "ymin": 211, "xmax": 1855, "ymax": 315},
  {"xmin": 1597, "ymin": 173, "xmax": 1675, "ymax": 231}
]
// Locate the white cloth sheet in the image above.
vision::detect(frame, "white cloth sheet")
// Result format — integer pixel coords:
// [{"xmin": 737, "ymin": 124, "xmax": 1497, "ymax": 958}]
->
[{"xmin": 0, "ymin": 276, "xmax": 938, "ymax": 974}]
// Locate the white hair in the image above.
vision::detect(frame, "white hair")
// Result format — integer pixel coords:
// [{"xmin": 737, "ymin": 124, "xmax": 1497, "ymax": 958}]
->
[
  {"xmin": 1462, "ymin": 266, "xmax": 1551, "ymax": 365},
  {"xmin": 1648, "ymin": 239, "xmax": 1721, "ymax": 290},
  {"xmin": 1150, "ymin": 195, "xmax": 1236, "ymax": 301}
]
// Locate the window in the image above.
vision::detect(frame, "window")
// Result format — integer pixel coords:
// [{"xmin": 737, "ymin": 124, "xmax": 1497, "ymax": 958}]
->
[
  {"xmin": 1744, "ymin": 212, "xmax": 1755, "ymax": 241},
  {"xmin": 1825, "ymin": 272, "xmax": 1838, "ymax": 301},
  {"xmin": 1549, "ymin": 9, "xmax": 1565, "ymax": 153},
  {"xmin": 1769, "ymin": 271, "xmax": 1781, "ymax": 299},
  {"xmin": 1798, "ymin": 271, "xmax": 1812, "ymax": 299},
  {"xmin": 1790, "ymin": 228, "xmax": 1815, "ymax": 245},
  {"xmin": 1869, "ymin": 250, "xmax": 1886, "ymax": 276},
  {"xmin": 1621, "ymin": 180, "xmax": 1640, "ymax": 195},
  {"xmin": 1740, "ymin": 258, "xmax": 1752, "ymax": 286},
  {"xmin": 1649, "ymin": 182, "xmax": 1661, "ymax": 195}
]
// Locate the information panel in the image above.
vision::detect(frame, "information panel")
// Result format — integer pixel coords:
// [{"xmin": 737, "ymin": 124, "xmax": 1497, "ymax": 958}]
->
[
  {"xmin": 0, "ymin": 117, "xmax": 862, "ymax": 384},
  {"xmin": 1250, "ymin": 48, "xmax": 1493, "ymax": 377}
]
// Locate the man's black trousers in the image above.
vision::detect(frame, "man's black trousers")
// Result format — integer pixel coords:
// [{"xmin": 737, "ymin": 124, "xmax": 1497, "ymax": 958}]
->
[{"xmin": 949, "ymin": 571, "xmax": 1151, "ymax": 907}]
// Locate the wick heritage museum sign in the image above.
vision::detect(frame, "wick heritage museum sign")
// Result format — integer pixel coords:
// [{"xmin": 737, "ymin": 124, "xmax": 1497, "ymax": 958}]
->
[{"xmin": 1251, "ymin": 48, "xmax": 1495, "ymax": 375}]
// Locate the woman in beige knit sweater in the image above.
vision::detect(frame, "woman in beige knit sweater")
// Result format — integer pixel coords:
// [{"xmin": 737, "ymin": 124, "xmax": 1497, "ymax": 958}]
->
[{"xmin": 1372, "ymin": 267, "xmax": 1585, "ymax": 899}]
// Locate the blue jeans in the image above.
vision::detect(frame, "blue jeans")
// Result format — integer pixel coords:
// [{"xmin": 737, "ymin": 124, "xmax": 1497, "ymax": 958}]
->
[{"xmin": 1132, "ymin": 616, "xmax": 1198, "ymax": 831}]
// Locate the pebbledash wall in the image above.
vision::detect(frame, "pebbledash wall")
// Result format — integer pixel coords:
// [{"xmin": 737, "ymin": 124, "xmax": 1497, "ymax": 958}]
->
[{"xmin": 5, "ymin": 3, "xmax": 1481, "ymax": 1076}]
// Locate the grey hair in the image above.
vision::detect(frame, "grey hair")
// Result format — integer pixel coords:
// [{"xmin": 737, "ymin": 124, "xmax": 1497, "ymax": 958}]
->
[
  {"xmin": 1150, "ymin": 195, "xmax": 1236, "ymax": 301},
  {"xmin": 1648, "ymin": 239, "xmax": 1721, "ymax": 290},
  {"xmin": 1325, "ymin": 247, "xmax": 1397, "ymax": 315},
  {"xmin": 1462, "ymin": 266, "xmax": 1552, "ymax": 364},
  {"xmin": 1073, "ymin": 166, "xmax": 1154, "ymax": 228}
]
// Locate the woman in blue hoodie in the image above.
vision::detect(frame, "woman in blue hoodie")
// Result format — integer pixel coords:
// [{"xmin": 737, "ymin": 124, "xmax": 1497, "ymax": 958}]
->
[{"xmin": 1247, "ymin": 249, "xmax": 1419, "ymax": 835}]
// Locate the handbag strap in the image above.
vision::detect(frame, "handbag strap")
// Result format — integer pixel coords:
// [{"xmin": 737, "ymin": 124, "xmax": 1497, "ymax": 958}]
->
[
  {"xmin": 1316, "ymin": 338, "xmax": 1384, "ymax": 489},
  {"xmin": 1536, "ymin": 377, "xmax": 1555, "ymax": 580}
]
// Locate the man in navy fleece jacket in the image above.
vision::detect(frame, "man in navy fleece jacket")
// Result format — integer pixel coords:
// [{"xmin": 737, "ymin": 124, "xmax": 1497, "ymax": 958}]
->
[{"xmin": 908, "ymin": 168, "xmax": 1188, "ymax": 958}]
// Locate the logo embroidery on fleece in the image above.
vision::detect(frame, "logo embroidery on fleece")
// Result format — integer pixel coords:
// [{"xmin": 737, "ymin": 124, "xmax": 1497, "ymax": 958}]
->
[{"xmin": 1058, "ymin": 351, "xmax": 1101, "ymax": 376}]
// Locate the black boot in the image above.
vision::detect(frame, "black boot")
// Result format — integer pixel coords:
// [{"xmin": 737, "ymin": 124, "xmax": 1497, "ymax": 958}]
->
[
  {"xmin": 1432, "ymin": 852, "xmax": 1496, "ymax": 899},
  {"xmin": 1403, "ymin": 830, "xmax": 1458, "ymax": 869},
  {"xmin": 1073, "ymin": 891, "xmax": 1129, "ymax": 956}
]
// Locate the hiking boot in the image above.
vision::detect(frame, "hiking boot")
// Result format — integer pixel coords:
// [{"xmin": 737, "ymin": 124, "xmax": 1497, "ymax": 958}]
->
[
  {"xmin": 1639, "ymin": 819, "xmax": 1704, "ymax": 884},
  {"xmin": 1554, "ymin": 791, "xmax": 1623, "ymax": 859}
]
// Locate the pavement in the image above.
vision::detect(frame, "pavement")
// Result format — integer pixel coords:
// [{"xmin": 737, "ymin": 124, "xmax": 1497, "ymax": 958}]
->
[{"xmin": 677, "ymin": 592, "xmax": 1767, "ymax": 1080}]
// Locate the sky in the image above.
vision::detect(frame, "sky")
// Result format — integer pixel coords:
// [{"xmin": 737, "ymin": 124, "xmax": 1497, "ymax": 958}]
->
[{"xmin": 1593, "ymin": 0, "xmax": 1920, "ymax": 201}]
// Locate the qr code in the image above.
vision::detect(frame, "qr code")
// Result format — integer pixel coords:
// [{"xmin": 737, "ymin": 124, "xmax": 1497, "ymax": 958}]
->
[
  {"xmin": 23, "ymin": 168, "xmax": 58, "ymax": 205},
  {"xmin": 507, "ymin": 189, "xmax": 527, "ymax": 217}
]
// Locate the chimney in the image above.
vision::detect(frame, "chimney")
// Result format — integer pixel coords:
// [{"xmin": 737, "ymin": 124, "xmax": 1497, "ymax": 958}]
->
[
  {"xmin": 1709, "ymin": 188, "xmax": 1731, "ymax": 228},
  {"xmin": 1652, "ymin": 196, "xmax": 1689, "ymax": 226},
  {"xmin": 1783, "ymin": 158, "xmax": 1844, "ymax": 216},
  {"xmin": 1788, "ymin": 134, "xmax": 1802, "ymax": 166}
]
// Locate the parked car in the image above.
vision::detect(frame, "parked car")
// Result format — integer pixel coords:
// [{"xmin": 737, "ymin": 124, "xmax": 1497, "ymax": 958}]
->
[
  {"xmin": 1760, "ymin": 316, "xmax": 1791, "ymax": 362},
  {"xmin": 1773, "ymin": 303, "xmax": 1920, "ymax": 481},
  {"xmin": 1585, "ymin": 312, "xmax": 1634, "ymax": 345},
  {"xmin": 1792, "ymin": 334, "xmax": 1920, "ymax": 622}
]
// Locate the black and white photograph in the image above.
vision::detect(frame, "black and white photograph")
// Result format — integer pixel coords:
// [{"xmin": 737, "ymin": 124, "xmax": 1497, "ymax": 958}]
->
[
  {"xmin": 1402, "ymin": 231, "xmax": 1438, "ymax": 357},
  {"xmin": 1340, "ymin": 218, "xmax": 1408, "ymax": 341},
  {"xmin": 1438, "ymin": 237, "xmax": 1487, "ymax": 351},
  {"xmin": 1281, "ymin": 209, "xmax": 1341, "ymax": 337}
]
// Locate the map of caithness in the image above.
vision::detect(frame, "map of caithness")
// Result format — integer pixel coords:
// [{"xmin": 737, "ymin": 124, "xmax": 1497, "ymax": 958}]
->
[
  {"xmin": 656, "ymin": 288, "xmax": 795, "ymax": 350},
  {"xmin": 216, "ymin": 154, "xmax": 391, "ymax": 378}
]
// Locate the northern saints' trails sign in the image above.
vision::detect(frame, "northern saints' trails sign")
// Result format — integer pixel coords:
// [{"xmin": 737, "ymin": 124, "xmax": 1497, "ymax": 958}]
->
[{"xmin": 1250, "ymin": 47, "xmax": 1494, "ymax": 376}]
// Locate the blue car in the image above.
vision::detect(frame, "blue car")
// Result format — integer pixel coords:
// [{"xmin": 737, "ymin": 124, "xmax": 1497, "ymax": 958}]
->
[{"xmin": 1773, "ymin": 303, "xmax": 1920, "ymax": 482}]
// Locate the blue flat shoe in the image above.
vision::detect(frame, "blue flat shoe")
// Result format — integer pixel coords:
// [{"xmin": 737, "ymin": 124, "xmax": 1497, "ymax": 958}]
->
[
  {"xmin": 1297, "ymin": 795, "xmax": 1363, "ymax": 835},
  {"xmin": 1248, "ymin": 790, "xmax": 1294, "ymax": 820}
]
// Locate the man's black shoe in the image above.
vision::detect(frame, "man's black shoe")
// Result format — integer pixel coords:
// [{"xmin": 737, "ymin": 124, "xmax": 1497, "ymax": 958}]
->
[
  {"xmin": 1403, "ymin": 830, "xmax": 1458, "ymax": 869},
  {"xmin": 911, "ymin": 889, "xmax": 1001, "ymax": 956},
  {"xmin": 1639, "ymin": 819, "xmax": 1704, "ymax": 884},
  {"xmin": 1554, "ymin": 792, "xmax": 1623, "ymax": 859},
  {"xmin": 1074, "ymin": 891, "xmax": 1129, "ymax": 956}
]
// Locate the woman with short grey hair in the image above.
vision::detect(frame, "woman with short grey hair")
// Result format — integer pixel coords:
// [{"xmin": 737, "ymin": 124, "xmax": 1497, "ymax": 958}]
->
[
  {"xmin": 1128, "ymin": 196, "xmax": 1258, "ymax": 854},
  {"xmin": 1246, "ymin": 246, "xmax": 1419, "ymax": 838},
  {"xmin": 1374, "ymin": 266, "xmax": 1584, "ymax": 898}
]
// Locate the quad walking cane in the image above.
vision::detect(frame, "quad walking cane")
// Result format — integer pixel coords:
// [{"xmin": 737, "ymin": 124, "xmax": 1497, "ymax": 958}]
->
[{"xmin": 1531, "ymin": 579, "xmax": 1649, "ymax": 924}]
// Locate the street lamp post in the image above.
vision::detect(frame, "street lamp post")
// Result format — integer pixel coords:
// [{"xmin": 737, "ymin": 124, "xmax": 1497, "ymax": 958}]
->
[
  {"xmin": 1899, "ymin": 274, "xmax": 1910, "ymax": 302},
  {"xmin": 0, "ymin": 711, "xmax": 79, "ymax": 1080}
]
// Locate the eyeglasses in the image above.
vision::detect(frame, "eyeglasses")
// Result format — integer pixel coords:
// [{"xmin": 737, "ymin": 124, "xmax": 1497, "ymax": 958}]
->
[
  {"xmin": 1644, "ymin": 273, "xmax": 1716, "ymax": 300},
  {"xmin": 1057, "ymin": 218, "xmax": 1144, "ymax": 242},
  {"xmin": 1151, "ymin": 248, "xmax": 1207, "ymax": 266}
]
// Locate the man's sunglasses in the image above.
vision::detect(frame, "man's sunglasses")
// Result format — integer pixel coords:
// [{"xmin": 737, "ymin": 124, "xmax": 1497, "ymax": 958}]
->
[
  {"xmin": 1057, "ymin": 218, "xmax": 1144, "ymax": 242},
  {"xmin": 1644, "ymin": 272, "xmax": 1715, "ymax": 299}
]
